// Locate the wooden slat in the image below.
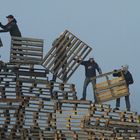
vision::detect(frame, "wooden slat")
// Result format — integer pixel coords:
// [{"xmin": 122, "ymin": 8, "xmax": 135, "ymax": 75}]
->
[
  {"xmin": 11, "ymin": 45, "xmax": 43, "ymax": 51},
  {"xmin": 11, "ymin": 50, "xmax": 43, "ymax": 56},
  {"xmin": 12, "ymin": 41, "xmax": 43, "ymax": 47}
]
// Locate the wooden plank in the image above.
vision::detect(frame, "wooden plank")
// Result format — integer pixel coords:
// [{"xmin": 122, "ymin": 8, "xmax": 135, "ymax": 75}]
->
[
  {"xmin": 58, "ymin": 99, "xmax": 91, "ymax": 104},
  {"xmin": 96, "ymin": 77, "xmax": 124, "ymax": 88},
  {"xmin": 0, "ymin": 98, "xmax": 23, "ymax": 102},
  {"xmin": 10, "ymin": 59, "xmax": 42, "ymax": 64},
  {"xmin": 12, "ymin": 36, "xmax": 43, "ymax": 42},
  {"xmin": 97, "ymin": 93, "xmax": 129, "ymax": 103},
  {"xmin": 12, "ymin": 41, "xmax": 43, "ymax": 47},
  {"xmin": 11, "ymin": 50, "xmax": 43, "ymax": 56},
  {"xmin": 97, "ymin": 86, "xmax": 128, "ymax": 96},
  {"xmin": 11, "ymin": 45, "xmax": 43, "ymax": 51},
  {"xmin": 95, "ymin": 81, "xmax": 126, "ymax": 91}
]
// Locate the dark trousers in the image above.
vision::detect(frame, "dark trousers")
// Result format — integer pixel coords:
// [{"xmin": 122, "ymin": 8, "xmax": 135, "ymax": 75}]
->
[
  {"xmin": 116, "ymin": 95, "xmax": 131, "ymax": 110},
  {"xmin": 82, "ymin": 77, "xmax": 97, "ymax": 102}
]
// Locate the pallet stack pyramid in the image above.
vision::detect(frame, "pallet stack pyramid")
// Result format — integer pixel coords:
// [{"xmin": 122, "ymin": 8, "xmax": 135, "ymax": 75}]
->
[{"xmin": 0, "ymin": 30, "xmax": 140, "ymax": 140}]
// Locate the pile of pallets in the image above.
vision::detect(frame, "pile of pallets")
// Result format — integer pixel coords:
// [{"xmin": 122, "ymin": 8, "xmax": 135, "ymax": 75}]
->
[
  {"xmin": 0, "ymin": 97, "xmax": 139, "ymax": 139},
  {"xmin": 0, "ymin": 31, "xmax": 140, "ymax": 140}
]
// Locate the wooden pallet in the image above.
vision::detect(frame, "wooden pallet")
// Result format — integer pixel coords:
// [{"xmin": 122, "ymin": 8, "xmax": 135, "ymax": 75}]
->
[
  {"xmin": 42, "ymin": 30, "xmax": 92, "ymax": 83},
  {"xmin": 17, "ymin": 77, "xmax": 77, "ymax": 100},
  {"xmin": 94, "ymin": 70, "xmax": 129, "ymax": 103},
  {"xmin": 10, "ymin": 37, "xmax": 44, "ymax": 64}
]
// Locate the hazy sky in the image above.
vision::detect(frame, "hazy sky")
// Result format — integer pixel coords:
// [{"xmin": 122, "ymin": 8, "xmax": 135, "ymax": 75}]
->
[{"xmin": 0, "ymin": 0, "xmax": 140, "ymax": 113}]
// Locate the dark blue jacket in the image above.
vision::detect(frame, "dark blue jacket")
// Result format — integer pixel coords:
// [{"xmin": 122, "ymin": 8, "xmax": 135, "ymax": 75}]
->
[
  {"xmin": 0, "ymin": 19, "xmax": 21, "ymax": 37},
  {"xmin": 81, "ymin": 60, "xmax": 102, "ymax": 78}
]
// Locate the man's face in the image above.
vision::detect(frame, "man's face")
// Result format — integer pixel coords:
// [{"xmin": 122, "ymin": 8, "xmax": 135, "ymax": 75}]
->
[
  {"xmin": 122, "ymin": 67, "xmax": 128, "ymax": 73},
  {"xmin": 7, "ymin": 18, "xmax": 13, "ymax": 23},
  {"xmin": 89, "ymin": 58, "xmax": 94, "ymax": 62}
]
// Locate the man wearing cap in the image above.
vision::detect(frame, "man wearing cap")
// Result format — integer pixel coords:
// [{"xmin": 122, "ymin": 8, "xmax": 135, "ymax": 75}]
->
[
  {"xmin": 0, "ymin": 15, "xmax": 21, "ymax": 37},
  {"xmin": 113, "ymin": 65, "xmax": 134, "ymax": 111},
  {"xmin": 75, "ymin": 57, "xmax": 102, "ymax": 102}
]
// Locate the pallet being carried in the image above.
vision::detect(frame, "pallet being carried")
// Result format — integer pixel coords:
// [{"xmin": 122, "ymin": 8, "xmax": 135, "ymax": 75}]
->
[
  {"xmin": 94, "ymin": 69, "xmax": 129, "ymax": 103},
  {"xmin": 42, "ymin": 30, "xmax": 92, "ymax": 83}
]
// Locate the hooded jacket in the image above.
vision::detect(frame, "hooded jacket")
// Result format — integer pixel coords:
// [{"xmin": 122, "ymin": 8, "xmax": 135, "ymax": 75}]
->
[
  {"xmin": 0, "ymin": 18, "xmax": 21, "ymax": 37},
  {"xmin": 113, "ymin": 70, "xmax": 134, "ymax": 86},
  {"xmin": 81, "ymin": 60, "xmax": 102, "ymax": 78}
]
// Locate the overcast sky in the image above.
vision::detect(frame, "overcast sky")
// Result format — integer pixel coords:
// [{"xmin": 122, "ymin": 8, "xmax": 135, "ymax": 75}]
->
[{"xmin": 1, "ymin": 0, "xmax": 140, "ymax": 113}]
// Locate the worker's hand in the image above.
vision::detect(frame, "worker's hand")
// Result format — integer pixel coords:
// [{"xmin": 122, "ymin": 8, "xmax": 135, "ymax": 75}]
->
[
  {"xmin": 0, "ymin": 22, "xmax": 2, "ymax": 27},
  {"xmin": 99, "ymin": 71, "xmax": 102, "ymax": 75},
  {"xmin": 113, "ymin": 69, "xmax": 118, "ymax": 73}
]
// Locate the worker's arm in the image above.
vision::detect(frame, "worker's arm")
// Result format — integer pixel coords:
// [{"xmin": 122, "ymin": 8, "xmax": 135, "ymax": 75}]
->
[
  {"xmin": 0, "ymin": 22, "xmax": 13, "ymax": 32},
  {"xmin": 0, "ymin": 22, "xmax": 5, "ymax": 29},
  {"xmin": 96, "ymin": 63, "xmax": 102, "ymax": 74},
  {"xmin": 127, "ymin": 71, "xmax": 134, "ymax": 85},
  {"xmin": 0, "ymin": 30, "xmax": 8, "ymax": 33},
  {"xmin": 73, "ymin": 58, "xmax": 87, "ymax": 65}
]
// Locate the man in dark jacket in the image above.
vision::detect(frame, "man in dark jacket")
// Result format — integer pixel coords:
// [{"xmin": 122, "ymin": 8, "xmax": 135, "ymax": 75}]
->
[
  {"xmin": 0, "ymin": 15, "xmax": 21, "ymax": 37},
  {"xmin": 113, "ymin": 65, "xmax": 134, "ymax": 111},
  {"xmin": 0, "ymin": 15, "xmax": 22, "ymax": 57},
  {"xmin": 76, "ymin": 58, "xmax": 102, "ymax": 101}
]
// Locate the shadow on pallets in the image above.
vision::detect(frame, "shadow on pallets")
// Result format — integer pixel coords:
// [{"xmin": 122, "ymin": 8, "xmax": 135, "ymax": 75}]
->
[{"xmin": 0, "ymin": 30, "xmax": 140, "ymax": 140}]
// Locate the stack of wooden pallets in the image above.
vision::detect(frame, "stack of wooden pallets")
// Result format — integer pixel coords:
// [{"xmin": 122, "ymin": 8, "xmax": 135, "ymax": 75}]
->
[{"xmin": 0, "ymin": 32, "xmax": 140, "ymax": 140}]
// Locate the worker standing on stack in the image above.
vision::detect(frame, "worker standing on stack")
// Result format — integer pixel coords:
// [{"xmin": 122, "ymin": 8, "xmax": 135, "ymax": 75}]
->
[
  {"xmin": 0, "ymin": 15, "xmax": 21, "ymax": 37},
  {"xmin": 0, "ymin": 15, "xmax": 22, "ymax": 57},
  {"xmin": 74, "ymin": 57, "xmax": 102, "ymax": 102},
  {"xmin": 113, "ymin": 65, "xmax": 134, "ymax": 111}
]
